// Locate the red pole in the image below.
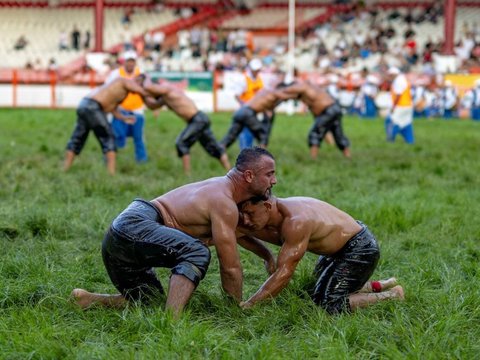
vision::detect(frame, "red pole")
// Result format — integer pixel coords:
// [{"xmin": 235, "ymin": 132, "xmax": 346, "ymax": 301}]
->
[
  {"xmin": 443, "ymin": 0, "xmax": 456, "ymax": 55},
  {"xmin": 94, "ymin": 0, "xmax": 104, "ymax": 52},
  {"xmin": 12, "ymin": 69, "xmax": 18, "ymax": 107}
]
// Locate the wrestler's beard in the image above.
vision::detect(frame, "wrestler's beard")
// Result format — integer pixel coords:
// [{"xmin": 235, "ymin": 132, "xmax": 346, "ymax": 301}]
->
[{"xmin": 261, "ymin": 188, "xmax": 272, "ymax": 201}]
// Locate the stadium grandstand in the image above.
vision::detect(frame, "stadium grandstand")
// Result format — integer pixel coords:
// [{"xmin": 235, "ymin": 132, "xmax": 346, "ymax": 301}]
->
[{"xmin": 2, "ymin": 0, "xmax": 480, "ymax": 117}]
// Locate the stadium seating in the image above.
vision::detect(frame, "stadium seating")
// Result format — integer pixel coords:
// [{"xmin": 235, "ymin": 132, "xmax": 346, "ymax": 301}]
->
[
  {"xmin": 0, "ymin": 7, "xmax": 178, "ymax": 68},
  {"xmin": 219, "ymin": 7, "xmax": 326, "ymax": 30}
]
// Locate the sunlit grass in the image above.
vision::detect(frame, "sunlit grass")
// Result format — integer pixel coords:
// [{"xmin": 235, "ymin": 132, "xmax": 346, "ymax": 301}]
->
[{"xmin": 0, "ymin": 108, "xmax": 479, "ymax": 358}]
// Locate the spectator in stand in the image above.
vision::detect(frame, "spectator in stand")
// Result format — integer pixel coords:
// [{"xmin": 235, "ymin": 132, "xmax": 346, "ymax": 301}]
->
[
  {"xmin": 106, "ymin": 51, "xmax": 149, "ymax": 163},
  {"xmin": 177, "ymin": 29, "xmax": 190, "ymax": 51},
  {"xmin": 404, "ymin": 33, "xmax": 418, "ymax": 65},
  {"xmin": 215, "ymin": 30, "xmax": 228, "ymax": 52},
  {"xmin": 121, "ymin": 24, "xmax": 134, "ymax": 51},
  {"xmin": 385, "ymin": 67, "xmax": 414, "ymax": 144},
  {"xmin": 59, "ymin": 30, "xmax": 68, "ymax": 51},
  {"xmin": 233, "ymin": 58, "xmax": 266, "ymax": 150},
  {"xmin": 439, "ymin": 80, "xmax": 458, "ymax": 119},
  {"xmin": 14, "ymin": 35, "xmax": 28, "ymax": 51},
  {"xmin": 121, "ymin": 8, "xmax": 133, "ymax": 25},
  {"xmin": 71, "ymin": 26, "xmax": 81, "ymax": 51},
  {"xmin": 84, "ymin": 30, "xmax": 91, "ymax": 50},
  {"xmin": 152, "ymin": 31, "xmax": 165, "ymax": 52}
]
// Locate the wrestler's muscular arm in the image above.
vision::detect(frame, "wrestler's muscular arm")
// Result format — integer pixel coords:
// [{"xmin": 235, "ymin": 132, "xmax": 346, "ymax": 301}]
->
[
  {"xmin": 124, "ymin": 78, "xmax": 151, "ymax": 98},
  {"xmin": 112, "ymin": 108, "xmax": 135, "ymax": 124},
  {"xmin": 210, "ymin": 201, "xmax": 243, "ymax": 301},
  {"xmin": 237, "ymin": 235, "xmax": 276, "ymax": 275},
  {"xmin": 143, "ymin": 96, "xmax": 165, "ymax": 110},
  {"xmin": 241, "ymin": 220, "xmax": 310, "ymax": 308}
]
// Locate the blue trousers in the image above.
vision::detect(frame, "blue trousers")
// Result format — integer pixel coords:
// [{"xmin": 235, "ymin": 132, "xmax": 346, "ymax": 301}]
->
[
  {"xmin": 112, "ymin": 110, "xmax": 147, "ymax": 162},
  {"xmin": 443, "ymin": 109, "xmax": 456, "ymax": 119},
  {"xmin": 238, "ymin": 128, "xmax": 254, "ymax": 149},
  {"xmin": 385, "ymin": 117, "xmax": 415, "ymax": 144},
  {"xmin": 471, "ymin": 107, "xmax": 480, "ymax": 121},
  {"xmin": 361, "ymin": 96, "xmax": 377, "ymax": 118}
]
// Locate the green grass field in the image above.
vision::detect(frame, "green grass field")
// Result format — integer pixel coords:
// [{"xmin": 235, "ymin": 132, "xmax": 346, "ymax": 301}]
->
[{"xmin": 1, "ymin": 108, "xmax": 479, "ymax": 359}]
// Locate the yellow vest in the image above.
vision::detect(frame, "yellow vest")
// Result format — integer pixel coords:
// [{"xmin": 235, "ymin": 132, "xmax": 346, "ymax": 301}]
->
[
  {"xmin": 119, "ymin": 66, "xmax": 144, "ymax": 111},
  {"xmin": 239, "ymin": 72, "xmax": 263, "ymax": 103},
  {"xmin": 391, "ymin": 78, "xmax": 412, "ymax": 107}
]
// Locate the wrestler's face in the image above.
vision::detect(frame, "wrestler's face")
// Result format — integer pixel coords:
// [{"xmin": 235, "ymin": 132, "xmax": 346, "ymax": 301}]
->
[
  {"xmin": 239, "ymin": 201, "xmax": 271, "ymax": 231},
  {"xmin": 249, "ymin": 155, "xmax": 277, "ymax": 199}
]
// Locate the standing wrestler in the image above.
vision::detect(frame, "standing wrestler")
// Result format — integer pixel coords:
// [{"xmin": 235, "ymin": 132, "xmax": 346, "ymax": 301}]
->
[
  {"xmin": 220, "ymin": 87, "xmax": 294, "ymax": 149},
  {"xmin": 63, "ymin": 74, "xmax": 154, "ymax": 175},
  {"xmin": 143, "ymin": 80, "xmax": 230, "ymax": 175},
  {"xmin": 279, "ymin": 80, "xmax": 351, "ymax": 159},
  {"xmin": 237, "ymin": 195, "xmax": 403, "ymax": 313},
  {"xmin": 72, "ymin": 147, "xmax": 277, "ymax": 318}
]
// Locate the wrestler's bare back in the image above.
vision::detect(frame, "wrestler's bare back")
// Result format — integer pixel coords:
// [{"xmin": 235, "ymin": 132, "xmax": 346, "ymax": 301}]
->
[
  {"xmin": 247, "ymin": 89, "xmax": 286, "ymax": 112},
  {"xmin": 151, "ymin": 177, "xmax": 236, "ymax": 240},
  {"xmin": 146, "ymin": 83, "xmax": 198, "ymax": 120},
  {"xmin": 89, "ymin": 78, "xmax": 142, "ymax": 113},
  {"xmin": 282, "ymin": 82, "xmax": 334, "ymax": 116},
  {"xmin": 250, "ymin": 197, "xmax": 362, "ymax": 255}
]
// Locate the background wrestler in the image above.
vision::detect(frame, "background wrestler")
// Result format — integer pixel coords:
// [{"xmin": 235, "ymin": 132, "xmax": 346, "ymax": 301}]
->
[
  {"xmin": 278, "ymin": 80, "xmax": 351, "ymax": 159},
  {"xmin": 220, "ymin": 87, "xmax": 295, "ymax": 149},
  {"xmin": 63, "ymin": 74, "xmax": 157, "ymax": 175},
  {"xmin": 237, "ymin": 196, "xmax": 404, "ymax": 313},
  {"xmin": 143, "ymin": 80, "xmax": 230, "ymax": 175},
  {"xmin": 72, "ymin": 147, "xmax": 277, "ymax": 318}
]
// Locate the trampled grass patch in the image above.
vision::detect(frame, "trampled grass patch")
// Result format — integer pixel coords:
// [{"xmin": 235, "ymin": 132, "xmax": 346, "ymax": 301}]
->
[{"xmin": 1, "ymin": 108, "xmax": 479, "ymax": 358}]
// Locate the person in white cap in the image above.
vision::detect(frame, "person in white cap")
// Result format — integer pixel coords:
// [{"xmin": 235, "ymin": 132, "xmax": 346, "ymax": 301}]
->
[
  {"xmin": 385, "ymin": 67, "xmax": 414, "ymax": 144},
  {"xmin": 359, "ymin": 75, "xmax": 379, "ymax": 118},
  {"xmin": 461, "ymin": 78, "xmax": 480, "ymax": 120},
  {"xmin": 233, "ymin": 58, "xmax": 267, "ymax": 149},
  {"xmin": 105, "ymin": 51, "xmax": 149, "ymax": 163},
  {"xmin": 439, "ymin": 80, "xmax": 458, "ymax": 119}
]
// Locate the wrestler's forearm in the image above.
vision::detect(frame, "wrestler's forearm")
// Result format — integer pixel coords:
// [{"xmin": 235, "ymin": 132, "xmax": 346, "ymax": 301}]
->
[
  {"xmin": 243, "ymin": 268, "xmax": 293, "ymax": 307},
  {"xmin": 220, "ymin": 267, "xmax": 243, "ymax": 301}
]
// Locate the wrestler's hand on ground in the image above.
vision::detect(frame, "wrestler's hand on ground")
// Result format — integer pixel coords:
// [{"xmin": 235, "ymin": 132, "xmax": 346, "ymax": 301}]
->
[{"xmin": 240, "ymin": 301, "xmax": 254, "ymax": 309}]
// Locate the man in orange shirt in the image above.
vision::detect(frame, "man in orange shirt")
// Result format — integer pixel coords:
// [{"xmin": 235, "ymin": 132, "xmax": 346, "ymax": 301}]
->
[
  {"xmin": 106, "ymin": 51, "xmax": 149, "ymax": 162},
  {"xmin": 234, "ymin": 58, "xmax": 267, "ymax": 149}
]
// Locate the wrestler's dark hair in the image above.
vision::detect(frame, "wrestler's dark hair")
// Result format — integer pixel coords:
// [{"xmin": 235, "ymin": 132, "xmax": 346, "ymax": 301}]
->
[
  {"xmin": 238, "ymin": 190, "xmax": 272, "ymax": 210},
  {"xmin": 235, "ymin": 147, "xmax": 275, "ymax": 172}
]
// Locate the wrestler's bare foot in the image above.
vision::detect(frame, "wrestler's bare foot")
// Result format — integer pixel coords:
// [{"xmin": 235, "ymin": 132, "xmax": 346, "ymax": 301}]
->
[
  {"xmin": 71, "ymin": 288, "xmax": 127, "ymax": 309},
  {"xmin": 380, "ymin": 277, "xmax": 398, "ymax": 290},
  {"xmin": 71, "ymin": 288, "xmax": 95, "ymax": 309},
  {"xmin": 360, "ymin": 277, "xmax": 398, "ymax": 293},
  {"xmin": 390, "ymin": 285, "xmax": 405, "ymax": 300}
]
